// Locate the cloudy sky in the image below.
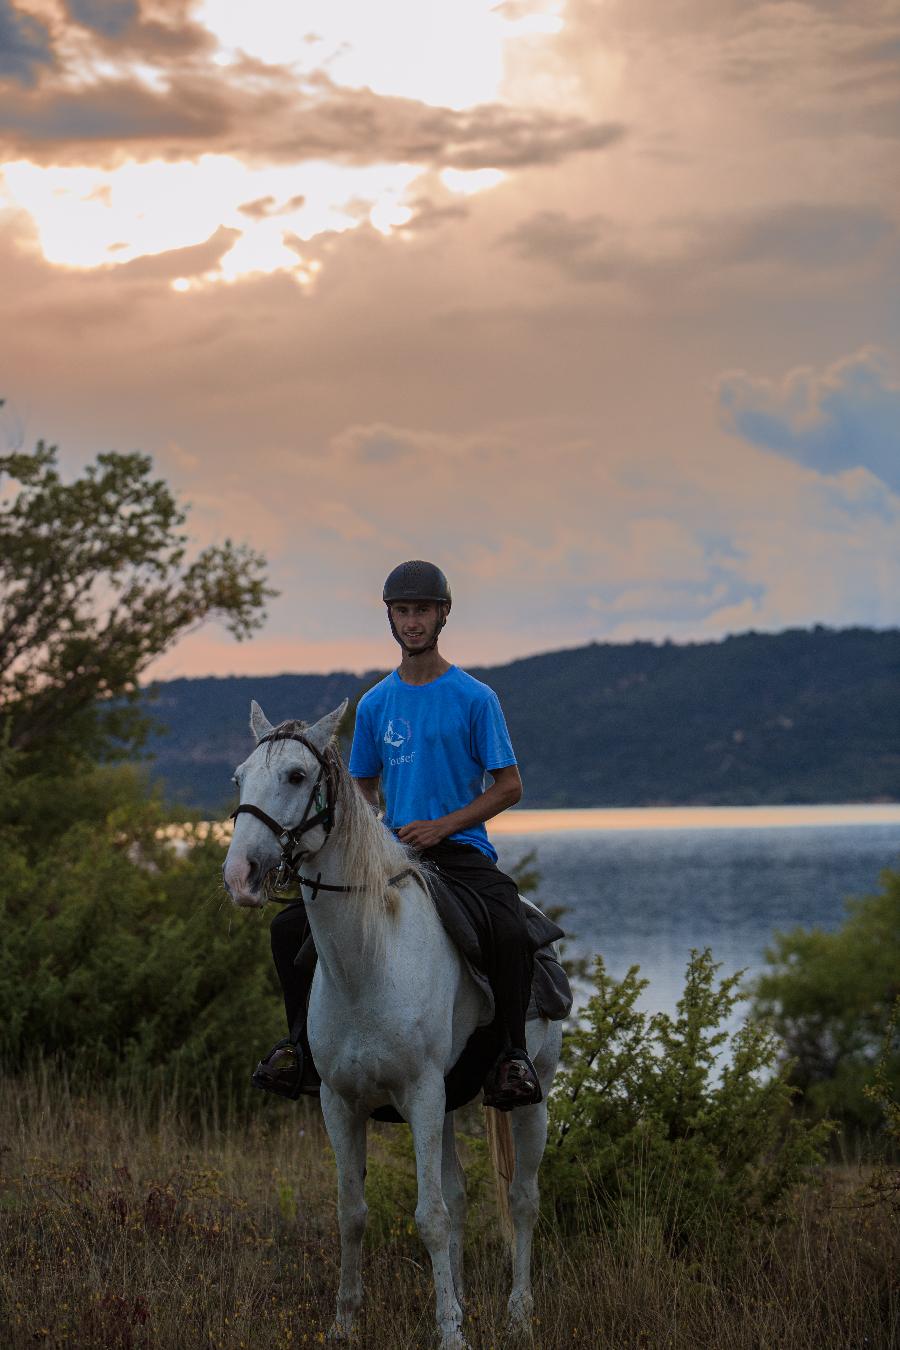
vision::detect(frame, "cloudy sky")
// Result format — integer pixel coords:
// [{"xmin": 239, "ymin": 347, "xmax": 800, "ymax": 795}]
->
[{"xmin": 2, "ymin": 0, "xmax": 899, "ymax": 678}]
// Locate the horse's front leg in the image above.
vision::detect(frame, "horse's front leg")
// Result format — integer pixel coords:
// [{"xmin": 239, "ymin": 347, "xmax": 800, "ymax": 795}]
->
[
  {"xmin": 406, "ymin": 1075, "xmax": 467, "ymax": 1350},
  {"xmin": 320, "ymin": 1086, "xmax": 368, "ymax": 1340},
  {"xmin": 441, "ymin": 1112, "xmax": 467, "ymax": 1306}
]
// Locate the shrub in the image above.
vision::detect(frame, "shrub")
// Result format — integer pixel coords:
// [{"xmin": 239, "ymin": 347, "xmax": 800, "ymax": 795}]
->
[
  {"xmin": 544, "ymin": 949, "xmax": 832, "ymax": 1246},
  {"xmin": 862, "ymin": 997, "xmax": 900, "ymax": 1212},
  {"xmin": 753, "ymin": 872, "xmax": 900, "ymax": 1129},
  {"xmin": 0, "ymin": 762, "xmax": 282, "ymax": 1110}
]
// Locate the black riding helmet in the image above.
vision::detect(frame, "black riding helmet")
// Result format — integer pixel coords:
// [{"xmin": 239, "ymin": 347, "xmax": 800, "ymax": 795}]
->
[
  {"xmin": 383, "ymin": 560, "xmax": 452, "ymax": 608},
  {"xmin": 383, "ymin": 560, "xmax": 451, "ymax": 652}
]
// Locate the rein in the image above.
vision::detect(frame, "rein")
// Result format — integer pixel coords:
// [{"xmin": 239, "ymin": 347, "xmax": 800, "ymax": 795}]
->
[
  {"xmin": 290, "ymin": 867, "xmax": 420, "ymax": 902},
  {"xmin": 231, "ymin": 728, "xmax": 418, "ymax": 899}
]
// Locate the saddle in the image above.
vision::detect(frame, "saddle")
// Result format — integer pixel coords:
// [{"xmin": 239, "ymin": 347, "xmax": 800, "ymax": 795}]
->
[
  {"xmin": 425, "ymin": 867, "xmax": 573, "ymax": 1024},
  {"xmin": 369, "ymin": 867, "xmax": 573, "ymax": 1122}
]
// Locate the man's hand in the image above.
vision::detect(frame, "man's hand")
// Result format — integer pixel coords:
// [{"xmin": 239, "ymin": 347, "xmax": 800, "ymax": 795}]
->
[
  {"xmin": 396, "ymin": 767, "xmax": 523, "ymax": 850},
  {"xmin": 397, "ymin": 819, "xmax": 450, "ymax": 850}
]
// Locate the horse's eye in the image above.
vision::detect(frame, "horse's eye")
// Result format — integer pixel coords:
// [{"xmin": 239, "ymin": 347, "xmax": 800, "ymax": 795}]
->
[{"xmin": 288, "ymin": 770, "xmax": 305, "ymax": 786}]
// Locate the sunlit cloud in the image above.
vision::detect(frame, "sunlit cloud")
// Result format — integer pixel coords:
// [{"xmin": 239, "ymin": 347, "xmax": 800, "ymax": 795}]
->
[
  {"xmin": 197, "ymin": 0, "xmax": 518, "ymax": 109},
  {"xmin": 0, "ymin": 1, "xmax": 610, "ymax": 287},
  {"xmin": 2, "ymin": 154, "xmax": 423, "ymax": 280},
  {"xmin": 440, "ymin": 167, "xmax": 506, "ymax": 195},
  {"xmin": 368, "ymin": 195, "xmax": 413, "ymax": 236}
]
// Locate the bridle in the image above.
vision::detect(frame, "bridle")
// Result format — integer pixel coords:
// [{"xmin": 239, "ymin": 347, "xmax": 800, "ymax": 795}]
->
[
  {"xmin": 231, "ymin": 728, "xmax": 342, "ymax": 895},
  {"xmin": 230, "ymin": 727, "xmax": 416, "ymax": 900}
]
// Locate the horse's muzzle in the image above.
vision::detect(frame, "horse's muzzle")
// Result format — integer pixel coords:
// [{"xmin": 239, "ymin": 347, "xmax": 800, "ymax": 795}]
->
[
  {"xmin": 222, "ymin": 866, "xmax": 268, "ymax": 909},
  {"xmin": 230, "ymin": 888, "xmax": 268, "ymax": 910},
  {"xmin": 223, "ymin": 852, "xmax": 269, "ymax": 908}
]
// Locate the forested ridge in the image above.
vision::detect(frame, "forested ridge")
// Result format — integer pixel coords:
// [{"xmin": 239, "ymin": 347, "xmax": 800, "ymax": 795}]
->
[{"xmin": 143, "ymin": 624, "xmax": 900, "ymax": 811}]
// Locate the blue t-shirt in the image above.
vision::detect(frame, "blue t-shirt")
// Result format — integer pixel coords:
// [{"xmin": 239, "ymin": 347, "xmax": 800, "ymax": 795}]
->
[{"xmin": 348, "ymin": 665, "xmax": 517, "ymax": 861}]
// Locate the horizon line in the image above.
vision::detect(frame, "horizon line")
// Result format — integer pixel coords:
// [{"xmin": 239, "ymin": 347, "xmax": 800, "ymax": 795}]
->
[{"xmin": 141, "ymin": 620, "xmax": 900, "ymax": 686}]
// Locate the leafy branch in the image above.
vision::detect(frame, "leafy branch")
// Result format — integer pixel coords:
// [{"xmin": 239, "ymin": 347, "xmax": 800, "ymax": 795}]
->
[{"xmin": 0, "ymin": 440, "xmax": 276, "ymax": 758}]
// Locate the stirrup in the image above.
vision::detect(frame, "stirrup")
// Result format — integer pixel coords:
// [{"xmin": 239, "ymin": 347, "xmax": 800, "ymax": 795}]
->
[
  {"xmin": 483, "ymin": 1049, "xmax": 543, "ymax": 1112},
  {"xmin": 251, "ymin": 1038, "xmax": 319, "ymax": 1100}
]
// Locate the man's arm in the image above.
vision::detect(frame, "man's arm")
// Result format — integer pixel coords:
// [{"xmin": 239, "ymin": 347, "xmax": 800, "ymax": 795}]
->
[{"xmin": 397, "ymin": 764, "xmax": 523, "ymax": 850}]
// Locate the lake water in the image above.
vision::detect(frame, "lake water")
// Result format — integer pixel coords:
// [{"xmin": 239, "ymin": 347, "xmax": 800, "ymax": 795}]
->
[{"xmin": 490, "ymin": 806, "xmax": 900, "ymax": 1018}]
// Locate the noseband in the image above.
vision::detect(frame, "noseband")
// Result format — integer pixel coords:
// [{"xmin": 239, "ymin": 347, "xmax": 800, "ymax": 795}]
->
[{"xmin": 231, "ymin": 729, "xmax": 340, "ymax": 892}]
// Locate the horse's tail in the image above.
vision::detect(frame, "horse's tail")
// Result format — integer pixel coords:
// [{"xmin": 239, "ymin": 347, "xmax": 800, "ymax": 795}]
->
[{"xmin": 485, "ymin": 1105, "xmax": 515, "ymax": 1246}]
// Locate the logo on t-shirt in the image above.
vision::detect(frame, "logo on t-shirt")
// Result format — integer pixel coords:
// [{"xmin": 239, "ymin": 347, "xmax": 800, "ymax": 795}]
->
[
  {"xmin": 383, "ymin": 717, "xmax": 412, "ymax": 749},
  {"xmin": 384, "ymin": 717, "xmax": 415, "ymax": 765}
]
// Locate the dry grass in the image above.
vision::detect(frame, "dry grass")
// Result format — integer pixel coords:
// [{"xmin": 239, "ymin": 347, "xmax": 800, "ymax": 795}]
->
[{"xmin": 0, "ymin": 1067, "xmax": 897, "ymax": 1349}]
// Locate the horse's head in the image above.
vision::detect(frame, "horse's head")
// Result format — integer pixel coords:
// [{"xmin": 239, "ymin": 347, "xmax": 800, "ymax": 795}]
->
[{"xmin": 223, "ymin": 698, "xmax": 347, "ymax": 907}]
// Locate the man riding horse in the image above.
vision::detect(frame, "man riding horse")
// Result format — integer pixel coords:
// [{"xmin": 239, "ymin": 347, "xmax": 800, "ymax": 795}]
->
[{"xmin": 252, "ymin": 560, "xmax": 543, "ymax": 1111}]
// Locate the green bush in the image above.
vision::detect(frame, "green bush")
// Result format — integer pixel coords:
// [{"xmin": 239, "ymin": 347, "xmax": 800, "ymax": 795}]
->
[
  {"xmin": 544, "ymin": 950, "xmax": 832, "ymax": 1246},
  {"xmin": 753, "ymin": 872, "xmax": 900, "ymax": 1129},
  {"xmin": 861, "ymin": 998, "xmax": 900, "ymax": 1215},
  {"xmin": 0, "ymin": 760, "xmax": 282, "ymax": 1110}
]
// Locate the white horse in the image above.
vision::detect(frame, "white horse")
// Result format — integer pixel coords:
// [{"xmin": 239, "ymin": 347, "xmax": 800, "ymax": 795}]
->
[{"xmin": 223, "ymin": 700, "xmax": 562, "ymax": 1349}]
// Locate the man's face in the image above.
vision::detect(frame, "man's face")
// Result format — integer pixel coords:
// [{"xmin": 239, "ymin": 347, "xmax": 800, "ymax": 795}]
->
[{"xmin": 389, "ymin": 600, "xmax": 444, "ymax": 651}]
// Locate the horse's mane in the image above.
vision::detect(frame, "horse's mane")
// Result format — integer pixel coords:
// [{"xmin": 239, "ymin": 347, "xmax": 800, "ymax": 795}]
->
[{"xmin": 270, "ymin": 721, "xmax": 430, "ymax": 948}]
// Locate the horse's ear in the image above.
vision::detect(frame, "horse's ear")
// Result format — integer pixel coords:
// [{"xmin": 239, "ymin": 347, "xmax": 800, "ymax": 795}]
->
[
  {"xmin": 250, "ymin": 700, "xmax": 274, "ymax": 743},
  {"xmin": 306, "ymin": 700, "xmax": 349, "ymax": 752}
]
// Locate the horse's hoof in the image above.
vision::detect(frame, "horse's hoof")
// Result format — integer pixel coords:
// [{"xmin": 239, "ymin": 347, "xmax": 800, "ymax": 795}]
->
[
  {"xmin": 441, "ymin": 1334, "xmax": 470, "ymax": 1350},
  {"xmin": 506, "ymin": 1292, "xmax": 534, "ymax": 1335},
  {"xmin": 326, "ymin": 1320, "xmax": 354, "ymax": 1342}
]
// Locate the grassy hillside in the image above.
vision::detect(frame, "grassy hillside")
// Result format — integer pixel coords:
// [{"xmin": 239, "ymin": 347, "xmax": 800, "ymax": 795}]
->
[{"xmin": 141, "ymin": 626, "xmax": 900, "ymax": 812}]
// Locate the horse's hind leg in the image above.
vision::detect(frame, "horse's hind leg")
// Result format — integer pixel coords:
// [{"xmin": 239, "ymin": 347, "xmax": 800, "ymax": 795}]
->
[
  {"xmin": 507, "ymin": 1100, "xmax": 547, "ymax": 1329},
  {"xmin": 441, "ymin": 1112, "xmax": 467, "ymax": 1305},
  {"xmin": 506, "ymin": 1018, "xmax": 561, "ymax": 1330},
  {"xmin": 320, "ymin": 1088, "xmax": 368, "ymax": 1341},
  {"xmin": 406, "ymin": 1076, "xmax": 467, "ymax": 1350}
]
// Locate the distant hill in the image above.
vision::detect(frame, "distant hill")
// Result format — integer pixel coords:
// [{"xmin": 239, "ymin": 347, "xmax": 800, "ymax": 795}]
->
[{"xmin": 141, "ymin": 627, "xmax": 900, "ymax": 813}]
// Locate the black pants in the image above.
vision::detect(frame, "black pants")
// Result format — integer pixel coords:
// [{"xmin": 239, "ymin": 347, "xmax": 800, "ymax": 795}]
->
[
  {"xmin": 269, "ymin": 902, "xmax": 317, "ymax": 1035},
  {"xmin": 268, "ymin": 841, "xmax": 533, "ymax": 1052}
]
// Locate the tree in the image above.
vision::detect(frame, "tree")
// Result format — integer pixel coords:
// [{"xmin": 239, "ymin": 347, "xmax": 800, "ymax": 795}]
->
[
  {"xmin": 753, "ymin": 872, "xmax": 900, "ymax": 1128},
  {"xmin": 0, "ymin": 419, "xmax": 274, "ymax": 760},
  {"xmin": 0, "ymin": 415, "xmax": 280, "ymax": 1104}
]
